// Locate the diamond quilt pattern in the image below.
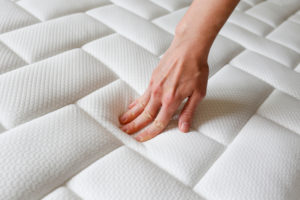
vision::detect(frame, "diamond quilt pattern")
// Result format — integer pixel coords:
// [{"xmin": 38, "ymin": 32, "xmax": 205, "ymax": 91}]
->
[{"xmin": 0, "ymin": 0, "xmax": 300, "ymax": 199}]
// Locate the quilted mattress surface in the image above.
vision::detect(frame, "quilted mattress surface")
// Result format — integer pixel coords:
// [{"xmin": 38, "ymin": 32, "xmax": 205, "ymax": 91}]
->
[{"xmin": 1, "ymin": 0, "xmax": 300, "ymax": 199}]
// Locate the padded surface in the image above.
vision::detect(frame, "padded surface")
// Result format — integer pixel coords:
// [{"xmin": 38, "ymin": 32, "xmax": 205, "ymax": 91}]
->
[{"xmin": 0, "ymin": 0, "xmax": 300, "ymax": 200}]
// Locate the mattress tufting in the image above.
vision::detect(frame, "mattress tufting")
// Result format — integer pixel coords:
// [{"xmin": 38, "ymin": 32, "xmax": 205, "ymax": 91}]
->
[{"xmin": 0, "ymin": 0, "xmax": 300, "ymax": 199}]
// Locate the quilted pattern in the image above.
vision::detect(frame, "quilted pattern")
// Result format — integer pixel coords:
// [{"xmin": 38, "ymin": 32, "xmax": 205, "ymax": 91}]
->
[{"xmin": 0, "ymin": 0, "xmax": 300, "ymax": 199}]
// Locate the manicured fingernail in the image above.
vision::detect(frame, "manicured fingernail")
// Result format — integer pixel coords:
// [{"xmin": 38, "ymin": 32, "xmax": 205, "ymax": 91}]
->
[{"xmin": 181, "ymin": 122, "xmax": 189, "ymax": 132}]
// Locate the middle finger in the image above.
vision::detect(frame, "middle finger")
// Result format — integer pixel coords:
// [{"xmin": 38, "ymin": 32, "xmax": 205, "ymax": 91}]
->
[{"xmin": 121, "ymin": 96, "xmax": 161, "ymax": 134}]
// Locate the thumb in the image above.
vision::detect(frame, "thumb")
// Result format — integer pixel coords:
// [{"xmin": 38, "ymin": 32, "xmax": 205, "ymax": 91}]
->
[{"xmin": 178, "ymin": 91, "xmax": 202, "ymax": 133}]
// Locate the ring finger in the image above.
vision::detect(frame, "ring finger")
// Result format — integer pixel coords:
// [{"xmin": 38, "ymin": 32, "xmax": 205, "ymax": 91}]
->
[
  {"xmin": 121, "ymin": 95, "xmax": 161, "ymax": 134},
  {"xmin": 134, "ymin": 99, "xmax": 180, "ymax": 142}
]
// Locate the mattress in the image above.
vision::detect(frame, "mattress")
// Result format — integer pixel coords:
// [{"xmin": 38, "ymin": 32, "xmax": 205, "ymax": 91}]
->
[{"xmin": 0, "ymin": 0, "xmax": 300, "ymax": 199}]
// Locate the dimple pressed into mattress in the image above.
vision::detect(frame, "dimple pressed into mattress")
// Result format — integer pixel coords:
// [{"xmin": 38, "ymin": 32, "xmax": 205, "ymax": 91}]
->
[{"xmin": 0, "ymin": 0, "xmax": 300, "ymax": 199}]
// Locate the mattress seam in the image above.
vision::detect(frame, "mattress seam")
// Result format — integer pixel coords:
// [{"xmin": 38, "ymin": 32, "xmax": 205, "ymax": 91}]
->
[
  {"xmin": 256, "ymin": 113, "xmax": 300, "ymax": 137},
  {"xmin": 220, "ymin": 26, "xmax": 299, "ymax": 68},
  {"xmin": 35, "ymin": 104, "xmax": 126, "ymax": 199},
  {"xmin": 230, "ymin": 62, "xmax": 300, "ymax": 101},
  {"xmin": 85, "ymin": 5, "xmax": 173, "ymax": 57},
  {"xmin": 0, "ymin": 40, "xmax": 28, "ymax": 71},
  {"xmin": 191, "ymin": 74, "xmax": 276, "ymax": 186},
  {"xmin": 12, "ymin": 1, "xmax": 41, "ymax": 23},
  {"xmin": 111, "ymin": 0, "xmax": 170, "ymax": 21},
  {"xmin": 74, "ymin": 102, "xmax": 207, "ymax": 200}
]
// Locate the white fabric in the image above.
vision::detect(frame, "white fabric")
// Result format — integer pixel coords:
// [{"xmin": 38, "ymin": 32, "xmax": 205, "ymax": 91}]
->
[{"xmin": 0, "ymin": 0, "xmax": 300, "ymax": 199}]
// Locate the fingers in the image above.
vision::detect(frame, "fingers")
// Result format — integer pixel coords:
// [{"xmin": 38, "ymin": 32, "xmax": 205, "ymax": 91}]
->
[
  {"xmin": 134, "ymin": 99, "xmax": 180, "ymax": 142},
  {"xmin": 119, "ymin": 88, "xmax": 151, "ymax": 125},
  {"xmin": 121, "ymin": 89, "xmax": 203, "ymax": 141},
  {"xmin": 178, "ymin": 91, "xmax": 203, "ymax": 133},
  {"xmin": 120, "ymin": 96, "xmax": 161, "ymax": 134}
]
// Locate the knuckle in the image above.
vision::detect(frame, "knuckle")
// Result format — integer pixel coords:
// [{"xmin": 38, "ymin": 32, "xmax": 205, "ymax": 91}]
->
[
  {"xmin": 184, "ymin": 108, "xmax": 194, "ymax": 116},
  {"xmin": 162, "ymin": 92, "xmax": 175, "ymax": 107},
  {"xmin": 129, "ymin": 121, "xmax": 136, "ymax": 129},
  {"xmin": 181, "ymin": 110, "xmax": 194, "ymax": 121},
  {"xmin": 151, "ymin": 86, "xmax": 162, "ymax": 97},
  {"xmin": 137, "ymin": 100, "xmax": 146, "ymax": 108},
  {"xmin": 180, "ymin": 116, "xmax": 190, "ymax": 124},
  {"xmin": 153, "ymin": 119, "xmax": 165, "ymax": 130},
  {"xmin": 143, "ymin": 109, "xmax": 155, "ymax": 121}
]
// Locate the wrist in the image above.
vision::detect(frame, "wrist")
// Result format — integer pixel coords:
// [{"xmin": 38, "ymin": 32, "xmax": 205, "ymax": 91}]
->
[{"xmin": 172, "ymin": 29, "xmax": 210, "ymax": 62}]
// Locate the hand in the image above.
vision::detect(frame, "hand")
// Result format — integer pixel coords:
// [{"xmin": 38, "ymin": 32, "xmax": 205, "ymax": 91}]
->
[
  {"xmin": 118, "ymin": 0, "xmax": 239, "ymax": 142},
  {"xmin": 118, "ymin": 34, "xmax": 209, "ymax": 142}
]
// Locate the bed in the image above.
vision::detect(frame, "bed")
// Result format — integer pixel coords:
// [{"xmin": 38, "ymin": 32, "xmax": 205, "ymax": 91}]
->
[{"xmin": 0, "ymin": 0, "xmax": 300, "ymax": 199}]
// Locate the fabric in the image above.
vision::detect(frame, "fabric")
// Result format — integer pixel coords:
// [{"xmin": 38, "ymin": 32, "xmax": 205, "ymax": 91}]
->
[{"xmin": 0, "ymin": 0, "xmax": 300, "ymax": 199}]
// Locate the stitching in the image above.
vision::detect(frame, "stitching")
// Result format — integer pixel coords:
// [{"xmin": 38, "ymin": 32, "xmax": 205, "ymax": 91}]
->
[
  {"xmin": 219, "ymin": 23, "xmax": 299, "ymax": 68},
  {"xmin": 191, "ymin": 67, "xmax": 276, "ymax": 187},
  {"xmin": 110, "ymin": 0, "xmax": 170, "ymax": 20},
  {"xmin": 230, "ymin": 57, "xmax": 300, "ymax": 101},
  {"xmin": 0, "ymin": 39, "xmax": 29, "ymax": 67},
  {"xmin": 0, "ymin": 1, "xmax": 299, "ymax": 199},
  {"xmin": 12, "ymin": 1, "xmax": 41, "ymax": 22},
  {"xmin": 256, "ymin": 113, "xmax": 300, "ymax": 137},
  {"xmin": 85, "ymin": 4, "xmax": 173, "ymax": 57},
  {"xmin": 74, "ymin": 103, "xmax": 206, "ymax": 199}
]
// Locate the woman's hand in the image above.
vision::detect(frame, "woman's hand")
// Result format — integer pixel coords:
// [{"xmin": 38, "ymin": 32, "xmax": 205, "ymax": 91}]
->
[
  {"xmin": 118, "ymin": 0, "xmax": 239, "ymax": 142},
  {"xmin": 118, "ymin": 33, "xmax": 209, "ymax": 142}
]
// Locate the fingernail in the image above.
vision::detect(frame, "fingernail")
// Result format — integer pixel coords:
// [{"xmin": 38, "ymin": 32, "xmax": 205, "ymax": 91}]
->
[
  {"xmin": 120, "ymin": 115, "xmax": 127, "ymax": 123},
  {"xmin": 181, "ymin": 122, "xmax": 189, "ymax": 132},
  {"xmin": 135, "ymin": 135, "xmax": 143, "ymax": 142}
]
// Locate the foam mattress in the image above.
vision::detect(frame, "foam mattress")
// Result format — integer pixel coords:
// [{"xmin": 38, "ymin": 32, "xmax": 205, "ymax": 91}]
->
[{"xmin": 0, "ymin": 0, "xmax": 300, "ymax": 199}]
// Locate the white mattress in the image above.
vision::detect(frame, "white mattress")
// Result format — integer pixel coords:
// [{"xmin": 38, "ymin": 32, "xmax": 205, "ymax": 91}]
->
[{"xmin": 0, "ymin": 0, "xmax": 300, "ymax": 199}]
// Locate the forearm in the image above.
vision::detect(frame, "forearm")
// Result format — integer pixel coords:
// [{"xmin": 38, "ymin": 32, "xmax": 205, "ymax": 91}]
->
[{"xmin": 174, "ymin": 0, "xmax": 240, "ymax": 60}]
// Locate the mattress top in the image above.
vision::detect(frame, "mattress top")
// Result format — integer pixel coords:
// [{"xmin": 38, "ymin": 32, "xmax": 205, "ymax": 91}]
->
[{"xmin": 0, "ymin": 0, "xmax": 300, "ymax": 199}]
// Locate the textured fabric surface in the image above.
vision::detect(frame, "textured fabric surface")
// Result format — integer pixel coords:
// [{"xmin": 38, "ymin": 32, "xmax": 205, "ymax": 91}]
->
[{"xmin": 0, "ymin": 0, "xmax": 300, "ymax": 200}]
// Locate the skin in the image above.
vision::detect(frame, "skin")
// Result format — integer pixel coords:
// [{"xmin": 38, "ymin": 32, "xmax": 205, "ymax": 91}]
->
[{"xmin": 119, "ymin": 0, "xmax": 240, "ymax": 142}]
